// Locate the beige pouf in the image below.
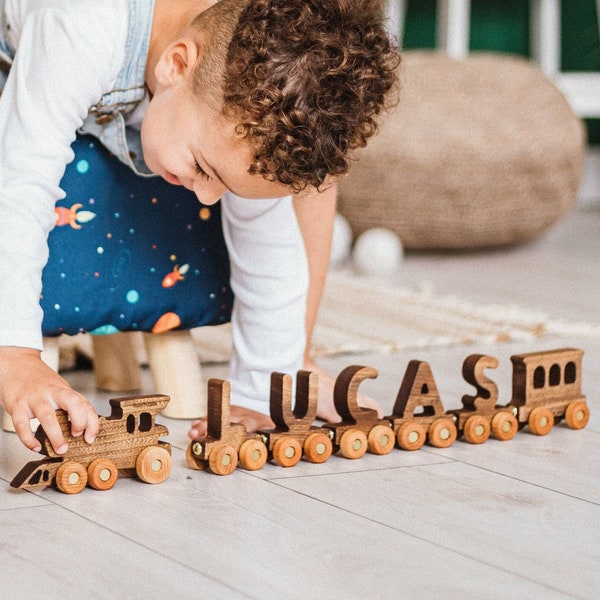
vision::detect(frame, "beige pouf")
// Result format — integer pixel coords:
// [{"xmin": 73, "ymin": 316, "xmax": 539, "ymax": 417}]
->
[{"xmin": 338, "ymin": 51, "xmax": 585, "ymax": 250}]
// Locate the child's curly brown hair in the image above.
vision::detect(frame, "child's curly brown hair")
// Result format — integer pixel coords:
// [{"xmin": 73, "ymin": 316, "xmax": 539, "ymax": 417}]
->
[{"xmin": 193, "ymin": 0, "xmax": 400, "ymax": 192}]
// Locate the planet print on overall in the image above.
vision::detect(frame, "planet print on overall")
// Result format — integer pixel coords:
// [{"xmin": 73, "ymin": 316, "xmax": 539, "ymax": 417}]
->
[{"xmin": 41, "ymin": 135, "xmax": 233, "ymax": 337}]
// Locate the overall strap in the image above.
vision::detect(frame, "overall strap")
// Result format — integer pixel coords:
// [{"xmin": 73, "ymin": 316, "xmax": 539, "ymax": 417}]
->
[{"xmin": 88, "ymin": 0, "xmax": 155, "ymax": 125}]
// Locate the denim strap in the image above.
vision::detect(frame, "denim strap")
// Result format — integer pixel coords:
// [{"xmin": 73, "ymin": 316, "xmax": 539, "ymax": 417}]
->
[{"xmin": 88, "ymin": 0, "xmax": 155, "ymax": 121}]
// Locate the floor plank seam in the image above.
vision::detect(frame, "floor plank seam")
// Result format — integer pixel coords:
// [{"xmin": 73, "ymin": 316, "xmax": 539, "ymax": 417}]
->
[
  {"xmin": 264, "ymin": 479, "xmax": 581, "ymax": 598},
  {"xmin": 261, "ymin": 458, "xmax": 455, "ymax": 481},
  {"xmin": 0, "ymin": 501, "xmax": 54, "ymax": 514},
  {"xmin": 448, "ymin": 458, "xmax": 600, "ymax": 507},
  {"xmin": 53, "ymin": 499, "xmax": 255, "ymax": 597}
]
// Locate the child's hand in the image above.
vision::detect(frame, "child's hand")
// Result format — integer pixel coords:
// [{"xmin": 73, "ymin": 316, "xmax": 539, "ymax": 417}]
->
[{"xmin": 0, "ymin": 347, "xmax": 99, "ymax": 454}]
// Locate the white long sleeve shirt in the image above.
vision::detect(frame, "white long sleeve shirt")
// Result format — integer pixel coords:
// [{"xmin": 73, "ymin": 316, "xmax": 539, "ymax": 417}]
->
[
  {"xmin": 0, "ymin": 0, "xmax": 308, "ymax": 411},
  {"xmin": 0, "ymin": 0, "xmax": 126, "ymax": 349}
]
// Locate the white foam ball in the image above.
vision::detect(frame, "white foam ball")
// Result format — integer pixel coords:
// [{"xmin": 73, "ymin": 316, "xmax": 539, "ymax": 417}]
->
[
  {"xmin": 330, "ymin": 213, "xmax": 353, "ymax": 267},
  {"xmin": 352, "ymin": 227, "xmax": 403, "ymax": 275}
]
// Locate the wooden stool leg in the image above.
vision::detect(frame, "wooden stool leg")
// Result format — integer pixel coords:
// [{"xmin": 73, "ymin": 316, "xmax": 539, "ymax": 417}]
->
[
  {"xmin": 41, "ymin": 336, "xmax": 60, "ymax": 372},
  {"xmin": 92, "ymin": 332, "xmax": 142, "ymax": 392},
  {"xmin": 2, "ymin": 337, "xmax": 59, "ymax": 433},
  {"xmin": 143, "ymin": 330, "xmax": 207, "ymax": 419}
]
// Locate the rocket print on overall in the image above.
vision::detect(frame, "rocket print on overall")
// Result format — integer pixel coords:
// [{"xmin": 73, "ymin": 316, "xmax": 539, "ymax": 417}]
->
[{"xmin": 41, "ymin": 135, "xmax": 233, "ymax": 338}]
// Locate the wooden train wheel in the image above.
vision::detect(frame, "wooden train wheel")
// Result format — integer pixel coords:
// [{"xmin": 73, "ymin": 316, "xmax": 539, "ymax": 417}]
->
[
  {"xmin": 303, "ymin": 432, "xmax": 333, "ymax": 464},
  {"xmin": 565, "ymin": 401, "xmax": 590, "ymax": 430},
  {"xmin": 491, "ymin": 411, "xmax": 518, "ymax": 441},
  {"xmin": 239, "ymin": 439, "xmax": 268, "ymax": 471},
  {"xmin": 136, "ymin": 446, "xmax": 172, "ymax": 483},
  {"xmin": 87, "ymin": 458, "xmax": 118, "ymax": 491},
  {"xmin": 462, "ymin": 415, "xmax": 490, "ymax": 444},
  {"xmin": 338, "ymin": 428, "xmax": 368, "ymax": 459},
  {"xmin": 396, "ymin": 422, "xmax": 426, "ymax": 451},
  {"xmin": 367, "ymin": 424, "xmax": 395, "ymax": 455},
  {"xmin": 186, "ymin": 442, "xmax": 207, "ymax": 471},
  {"xmin": 207, "ymin": 444, "xmax": 238, "ymax": 475},
  {"xmin": 428, "ymin": 418, "xmax": 457, "ymax": 448},
  {"xmin": 528, "ymin": 407, "xmax": 554, "ymax": 436},
  {"xmin": 272, "ymin": 437, "xmax": 302, "ymax": 467},
  {"xmin": 55, "ymin": 461, "xmax": 88, "ymax": 494}
]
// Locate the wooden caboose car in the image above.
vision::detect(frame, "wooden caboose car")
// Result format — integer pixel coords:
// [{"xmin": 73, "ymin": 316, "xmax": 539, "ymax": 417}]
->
[
  {"xmin": 509, "ymin": 348, "xmax": 589, "ymax": 434},
  {"xmin": 11, "ymin": 394, "xmax": 172, "ymax": 494}
]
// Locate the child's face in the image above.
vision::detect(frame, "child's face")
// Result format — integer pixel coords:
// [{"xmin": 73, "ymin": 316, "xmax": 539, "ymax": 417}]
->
[{"xmin": 141, "ymin": 80, "xmax": 289, "ymax": 204}]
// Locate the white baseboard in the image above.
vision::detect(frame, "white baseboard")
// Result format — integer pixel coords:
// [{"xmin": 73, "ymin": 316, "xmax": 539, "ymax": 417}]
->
[{"xmin": 579, "ymin": 147, "xmax": 600, "ymax": 208}]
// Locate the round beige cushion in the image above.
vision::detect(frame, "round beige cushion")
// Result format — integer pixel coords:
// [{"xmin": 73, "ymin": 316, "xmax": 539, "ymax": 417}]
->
[{"xmin": 338, "ymin": 51, "xmax": 585, "ymax": 250}]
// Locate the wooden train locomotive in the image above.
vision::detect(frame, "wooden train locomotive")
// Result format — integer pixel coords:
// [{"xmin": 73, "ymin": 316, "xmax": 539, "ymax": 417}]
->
[
  {"xmin": 187, "ymin": 347, "xmax": 590, "ymax": 475},
  {"xmin": 10, "ymin": 395, "xmax": 172, "ymax": 494}
]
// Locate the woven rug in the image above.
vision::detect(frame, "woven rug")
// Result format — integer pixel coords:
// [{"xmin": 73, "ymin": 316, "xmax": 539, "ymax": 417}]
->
[
  {"xmin": 56, "ymin": 270, "xmax": 600, "ymax": 368},
  {"xmin": 191, "ymin": 270, "xmax": 600, "ymax": 362}
]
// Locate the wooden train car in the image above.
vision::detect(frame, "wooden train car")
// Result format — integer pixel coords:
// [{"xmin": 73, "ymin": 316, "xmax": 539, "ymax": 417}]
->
[
  {"xmin": 387, "ymin": 359, "xmax": 459, "ymax": 450},
  {"xmin": 186, "ymin": 378, "xmax": 269, "ymax": 475},
  {"xmin": 187, "ymin": 347, "xmax": 590, "ymax": 476},
  {"xmin": 509, "ymin": 348, "xmax": 589, "ymax": 434},
  {"xmin": 449, "ymin": 354, "xmax": 519, "ymax": 444},
  {"xmin": 321, "ymin": 365, "xmax": 395, "ymax": 458},
  {"xmin": 11, "ymin": 395, "xmax": 172, "ymax": 494},
  {"xmin": 258, "ymin": 370, "xmax": 333, "ymax": 466}
]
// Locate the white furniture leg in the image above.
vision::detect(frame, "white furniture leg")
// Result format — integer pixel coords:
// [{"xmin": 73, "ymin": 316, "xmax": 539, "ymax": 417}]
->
[
  {"xmin": 437, "ymin": 0, "xmax": 471, "ymax": 59},
  {"xmin": 385, "ymin": 0, "xmax": 407, "ymax": 45},
  {"xmin": 41, "ymin": 336, "xmax": 60, "ymax": 372},
  {"xmin": 143, "ymin": 330, "xmax": 207, "ymax": 419},
  {"xmin": 2, "ymin": 337, "xmax": 59, "ymax": 433},
  {"xmin": 530, "ymin": 0, "xmax": 561, "ymax": 77}
]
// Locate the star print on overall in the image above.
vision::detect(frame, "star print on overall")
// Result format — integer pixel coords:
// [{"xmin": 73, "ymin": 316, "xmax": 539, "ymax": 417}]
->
[{"xmin": 41, "ymin": 135, "xmax": 233, "ymax": 337}]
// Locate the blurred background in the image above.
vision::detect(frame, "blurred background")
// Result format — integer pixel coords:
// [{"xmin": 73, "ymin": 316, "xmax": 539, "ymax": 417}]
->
[{"xmin": 387, "ymin": 0, "xmax": 600, "ymax": 207}]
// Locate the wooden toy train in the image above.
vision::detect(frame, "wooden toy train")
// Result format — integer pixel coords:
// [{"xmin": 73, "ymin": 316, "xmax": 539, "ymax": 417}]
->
[
  {"xmin": 9, "ymin": 347, "xmax": 591, "ymax": 489},
  {"xmin": 10, "ymin": 395, "xmax": 172, "ymax": 494},
  {"xmin": 186, "ymin": 347, "xmax": 590, "ymax": 475}
]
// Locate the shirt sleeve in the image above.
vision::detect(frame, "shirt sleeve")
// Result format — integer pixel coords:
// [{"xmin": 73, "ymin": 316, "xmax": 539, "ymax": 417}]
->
[
  {"xmin": 221, "ymin": 192, "xmax": 309, "ymax": 413},
  {"xmin": 0, "ymin": 4, "xmax": 126, "ymax": 348}
]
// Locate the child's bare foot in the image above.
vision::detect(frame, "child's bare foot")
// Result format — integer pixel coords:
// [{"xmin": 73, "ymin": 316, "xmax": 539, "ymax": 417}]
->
[
  {"xmin": 307, "ymin": 361, "xmax": 383, "ymax": 423},
  {"xmin": 187, "ymin": 406, "xmax": 274, "ymax": 440},
  {"xmin": 187, "ymin": 363, "xmax": 383, "ymax": 439}
]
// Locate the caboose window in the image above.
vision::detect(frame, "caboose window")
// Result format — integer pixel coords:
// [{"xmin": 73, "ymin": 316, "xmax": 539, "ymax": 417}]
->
[
  {"xmin": 533, "ymin": 366, "xmax": 545, "ymax": 389},
  {"xmin": 549, "ymin": 364, "xmax": 561, "ymax": 386},
  {"xmin": 139, "ymin": 412, "xmax": 152, "ymax": 432},
  {"xmin": 565, "ymin": 361, "xmax": 577, "ymax": 384}
]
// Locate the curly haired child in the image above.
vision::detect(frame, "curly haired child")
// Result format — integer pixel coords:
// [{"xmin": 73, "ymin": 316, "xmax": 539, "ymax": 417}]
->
[{"xmin": 0, "ymin": 0, "xmax": 400, "ymax": 453}]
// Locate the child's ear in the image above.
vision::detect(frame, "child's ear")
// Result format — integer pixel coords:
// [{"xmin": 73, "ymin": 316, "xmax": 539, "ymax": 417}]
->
[{"xmin": 155, "ymin": 38, "xmax": 200, "ymax": 86}]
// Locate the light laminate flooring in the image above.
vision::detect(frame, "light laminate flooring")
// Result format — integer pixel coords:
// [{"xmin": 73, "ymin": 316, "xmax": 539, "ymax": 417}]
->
[{"xmin": 1, "ymin": 206, "xmax": 599, "ymax": 599}]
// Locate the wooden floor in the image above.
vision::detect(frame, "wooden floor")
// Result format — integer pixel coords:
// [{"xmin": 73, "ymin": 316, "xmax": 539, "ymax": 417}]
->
[{"xmin": 1, "ymin": 206, "xmax": 599, "ymax": 599}]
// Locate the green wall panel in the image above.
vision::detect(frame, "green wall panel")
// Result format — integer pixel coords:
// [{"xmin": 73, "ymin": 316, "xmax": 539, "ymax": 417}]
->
[{"xmin": 469, "ymin": 1, "xmax": 529, "ymax": 55}]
